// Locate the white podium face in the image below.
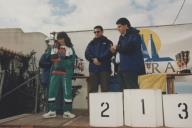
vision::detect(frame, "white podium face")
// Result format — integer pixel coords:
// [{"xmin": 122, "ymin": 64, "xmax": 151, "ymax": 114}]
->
[
  {"xmin": 89, "ymin": 92, "xmax": 123, "ymax": 127},
  {"xmin": 88, "ymin": 90, "xmax": 192, "ymax": 127},
  {"xmin": 123, "ymin": 89, "xmax": 163, "ymax": 127},
  {"xmin": 163, "ymin": 94, "xmax": 192, "ymax": 128}
]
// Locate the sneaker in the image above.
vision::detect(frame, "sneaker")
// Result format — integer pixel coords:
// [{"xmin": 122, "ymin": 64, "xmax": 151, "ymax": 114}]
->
[
  {"xmin": 42, "ymin": 111, "xmax": 56, "ymax": 118},
  {"xmin": 63, "ymin": 111, "xmax": 76, "ymax": 119}
]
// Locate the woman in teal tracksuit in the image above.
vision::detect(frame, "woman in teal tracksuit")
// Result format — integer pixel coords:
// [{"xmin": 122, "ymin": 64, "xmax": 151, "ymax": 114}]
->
[{"xmin": 43, "ymin": 32, "xmax": 76, "ymax": 119}]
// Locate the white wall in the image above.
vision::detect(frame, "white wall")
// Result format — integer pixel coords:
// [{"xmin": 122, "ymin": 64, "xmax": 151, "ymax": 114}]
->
[{"xmin": 0, "ymin": 28, "xmax": 47, "ymax": 63}]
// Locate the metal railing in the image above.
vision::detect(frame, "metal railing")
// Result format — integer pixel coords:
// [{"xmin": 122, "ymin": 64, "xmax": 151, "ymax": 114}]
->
[
  {"xmin": 0, "ymin": 72, "xmax": 40, "ymax": 113},
  {"xmin": 0, "ymin": 71, "xmax": 5, "ymax": 100}
]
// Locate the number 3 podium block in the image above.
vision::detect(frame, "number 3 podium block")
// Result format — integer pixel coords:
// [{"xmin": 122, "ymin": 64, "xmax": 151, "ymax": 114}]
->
[
  {"xmin": 124, "ymin": 89, "xmax": 163, "ymax": 127},
  {"xmin": 163, "ymin": 94, "xmax": 192, "ymax": 128},
  {"xmin": 89, "ymin": 92, "xmax": 123, "ymax": 127}
]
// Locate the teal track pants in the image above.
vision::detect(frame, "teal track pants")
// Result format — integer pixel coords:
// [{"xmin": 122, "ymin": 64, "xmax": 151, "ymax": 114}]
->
[{"xmin": 48, "ymin": 74, "xmax": 72, "ymax": 112}]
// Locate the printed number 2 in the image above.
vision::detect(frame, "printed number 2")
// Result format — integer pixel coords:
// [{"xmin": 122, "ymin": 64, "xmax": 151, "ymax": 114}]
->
[
  {"xmin": 101, "ymin": 102, "xmax": 109, "ymax": 117},
  {"xmin": 178, "ymin": 103, "xmax": 188, "ymax": 119}
]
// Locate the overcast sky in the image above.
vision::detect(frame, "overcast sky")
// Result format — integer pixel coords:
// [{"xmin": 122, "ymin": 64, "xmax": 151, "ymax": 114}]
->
[{"xmin": 0, "ymin": 0, "xmax": 192, "ymax": 35}]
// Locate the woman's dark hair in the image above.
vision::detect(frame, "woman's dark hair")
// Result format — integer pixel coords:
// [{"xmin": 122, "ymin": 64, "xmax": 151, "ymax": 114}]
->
[
  {"xmin": 94, "ymin": 25, "xmax": 103, "ymax": 32},
  {"xmin": 57, "ymin": 31, "xmax": 73, "ymax": 47}
]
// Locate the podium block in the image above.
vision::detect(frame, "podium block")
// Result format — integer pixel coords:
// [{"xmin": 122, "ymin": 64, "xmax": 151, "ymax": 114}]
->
[
  {"xmin": 163, "ymin": 94, "xmax": 192, "ymax": 128},
  {"xmin": 89, "ymin": 92, "xmax": 123, "ymax": 127},
  {"xmin": 124, "ymin": 89, "xmax": 163, "ymax": 127}
]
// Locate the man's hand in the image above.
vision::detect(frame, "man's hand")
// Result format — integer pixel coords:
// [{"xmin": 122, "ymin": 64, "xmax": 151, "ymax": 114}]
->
[
  {"xmin": 110, "ymin": 44, "xmax": 117, "ymax": 54},
  {"xmin": 92, "ymin": 58, "xmax": 101, "ymax": 65}
]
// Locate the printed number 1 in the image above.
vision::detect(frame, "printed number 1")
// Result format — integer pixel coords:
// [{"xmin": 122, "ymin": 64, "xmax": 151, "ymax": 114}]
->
[{"xmin": 141, "ymin": 99, "xmax": 145, "ymax": 115}]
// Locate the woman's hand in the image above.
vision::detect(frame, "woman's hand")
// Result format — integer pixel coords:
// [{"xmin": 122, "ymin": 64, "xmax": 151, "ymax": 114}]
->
[{"xmin": 51, "ymin": 58, "xmax": 60, "ymax": 64}]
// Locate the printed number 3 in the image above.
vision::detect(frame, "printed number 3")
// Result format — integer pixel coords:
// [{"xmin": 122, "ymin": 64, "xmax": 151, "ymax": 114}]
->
[
  {"xmin": 101, "ymin": 102, "xmax": 109, "ymax": 117},
  {"xmin": 178, "ymin": 103, "xmax": 188, "ymax": 119}
]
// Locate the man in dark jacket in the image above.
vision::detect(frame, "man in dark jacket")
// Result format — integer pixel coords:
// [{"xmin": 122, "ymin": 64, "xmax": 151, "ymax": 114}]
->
[
  {"xmin": 39, "ymin": 37, "xmax": 53, "ymax": 88},
  {"xmin": 111, "ymin": 18, "xmax": 146, "ymax": 90},
  {"xmin": 85, "ymin": 25, "xmax": 113, "ymax": 92}
]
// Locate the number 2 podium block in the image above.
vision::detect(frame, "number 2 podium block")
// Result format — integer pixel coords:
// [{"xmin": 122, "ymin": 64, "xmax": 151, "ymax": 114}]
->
[
  {"xmin": 89, "ymin": 92, "xmax": 123, "ymax": 127},
  {"xmin": 124, "ymin": 89, "xmax": 163, "ymax": 127},
  {"xmin": 163, "ymin": 94, "xmax": 192, "ymax": 128}
]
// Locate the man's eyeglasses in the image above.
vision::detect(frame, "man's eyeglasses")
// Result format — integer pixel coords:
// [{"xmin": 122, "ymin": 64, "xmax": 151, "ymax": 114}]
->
[{"xmin": 94, "ymin": 31, "xmax": 101, "ymax": 34}]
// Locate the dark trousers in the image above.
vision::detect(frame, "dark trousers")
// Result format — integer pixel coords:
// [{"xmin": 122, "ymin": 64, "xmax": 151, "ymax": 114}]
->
[
  {"xmin": 88, "ymin": 71, "xmax": 111, "ymax": 92},
  {"xmin": 118, "ymin": 71, "xmax": 139, "ymax": 90}
]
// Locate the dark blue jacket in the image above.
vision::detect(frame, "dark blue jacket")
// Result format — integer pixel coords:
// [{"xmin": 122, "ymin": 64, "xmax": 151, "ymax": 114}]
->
[
  {"xmin": 39, "ymin": 50, "xmax": 52, "ymax": 87},
  {"xmin": 117, "ymin": 27, "xmax": 146, "ymax": 75},
  {"xmin": 85, "ymin": 36, "xmax": 113, "ymax": 73}
]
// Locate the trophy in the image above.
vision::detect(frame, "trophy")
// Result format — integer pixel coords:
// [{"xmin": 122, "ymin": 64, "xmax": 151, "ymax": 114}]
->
[
  {"xmin": 182, "ymin": 50, "xmax": 190, "ymax": 73},
  {"xmin": 74, "ymin": 57, "xmax": 85, "ymax": 76},
  {"xmin": 181, "ymin": 51, "xmax": 185, "ymax": 70},
  {"xmin": 145, "ymin": 62, "xmax": 152, "ymax": 74},
  {"xmin": 49, "ymin": 32, "xmax": 60, "ymax": 61},
  {"xmin": 176, "ymin": 51, "xmax": 190, "ymax": 74},
  {"xmin": 175, "ymin": 53, "xmax": 182, "ymax": 73}
]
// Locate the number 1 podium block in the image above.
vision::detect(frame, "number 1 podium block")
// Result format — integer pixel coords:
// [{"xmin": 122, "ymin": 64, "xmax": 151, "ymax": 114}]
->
[
  {"xmin": 124, "ymin": 89, "xmax": 163, "ymax": 127},
  {"xmin": 163, "ymin": 94, "xmax": 192, "ymax": 128},
  {"xmin": 89, "ymin": 92, "xmax": 123, "ymax": 127}
]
